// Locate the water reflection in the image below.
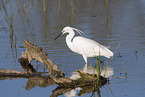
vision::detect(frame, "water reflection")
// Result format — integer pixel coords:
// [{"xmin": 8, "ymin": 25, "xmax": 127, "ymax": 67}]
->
[
  {"xmin": 64, "ymin": 65, "xmax": 113, "ymax": 97},
  {"xmin": 0, "ymin": 34, "xmax": 111, "ymax": 96},
  {"xmin": 0, "ymin": 58, "xmax": 113, "ymax": 97},
  {"xmin": 70, "ymin": 65, "xmax": 113, "ymax": 80}
]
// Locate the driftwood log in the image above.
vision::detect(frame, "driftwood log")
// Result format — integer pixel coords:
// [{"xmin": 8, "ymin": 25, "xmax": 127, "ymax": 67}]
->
[
  {"xmin": 19, "ymin": 40, "xmax": 107, "ymax": 86},
  {"xmin": 19, "ymin": 40, "xmax": 65, "ymax": 77},
  {"xmin": 0, "ymin": 40, "xmax": 108, "ymax": 96}
]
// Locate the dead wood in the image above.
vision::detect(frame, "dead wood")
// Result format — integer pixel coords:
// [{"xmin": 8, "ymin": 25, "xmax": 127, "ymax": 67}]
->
[
  {"xmin": 19, "ymin": 40, "xmax": 64, "ymax": 77},
  {"xmin": 25, "ymin": 76, "xmax": 55, "ymax": 90},
  {"xmin": 51, "ymin": 84, "xmax": 101, "ymax": 97},
  {"xmin": 0, "ymin": 68, "xmax": 42, "ymax": 80},
  {"xmin": 50, "ymin": 70, "xmax": 107, "ymax": 88},
  {"xmin": 19, "ymin": 40, "xmax": 107, "ymax": 88}
]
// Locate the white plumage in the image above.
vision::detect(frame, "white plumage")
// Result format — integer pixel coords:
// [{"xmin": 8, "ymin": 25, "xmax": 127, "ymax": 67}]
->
[{"xmin": 55, "ymin": 26, "xmax": 113, "ymax": 65}]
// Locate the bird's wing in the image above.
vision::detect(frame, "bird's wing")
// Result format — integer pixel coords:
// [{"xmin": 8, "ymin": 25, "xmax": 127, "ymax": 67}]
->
[{"xmin": 72, "ymin": 36, "xmax": 113, "ymax": 57}]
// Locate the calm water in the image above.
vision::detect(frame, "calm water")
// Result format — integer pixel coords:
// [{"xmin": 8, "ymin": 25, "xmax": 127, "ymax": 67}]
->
[{"xmin": 0, "ymin": 0, "xmax": 145, "ymax": 97}]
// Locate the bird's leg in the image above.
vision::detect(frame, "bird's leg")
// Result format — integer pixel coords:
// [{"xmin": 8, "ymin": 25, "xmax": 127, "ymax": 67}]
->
[
  {"xmin": 82, "ymin": 55, "xmax": 88, "ymax": 73},
  {"xmin": 83, "ymin": 63, "xmax": 87, "ymax": 73},
  {"xmin": 82, "ymin": 55, "xmax": 88, "ymax": 64}
]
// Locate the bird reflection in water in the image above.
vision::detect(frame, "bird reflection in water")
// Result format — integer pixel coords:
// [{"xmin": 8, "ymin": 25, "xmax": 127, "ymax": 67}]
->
[{"xmin": 64, "ymin": 65, "xmax": 113, "ymax": 97}]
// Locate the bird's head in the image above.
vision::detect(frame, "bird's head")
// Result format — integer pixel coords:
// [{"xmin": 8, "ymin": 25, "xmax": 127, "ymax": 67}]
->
[
  {"xmin": 54, "ymin": 26, "xmax": 85, "ymax": 40},
  {"xmin": 54, "ymin": 26, "xmax": 72, "ymax": 40},
  {"xmin": 61, "ymin": 26, "xmax": 73, "ymax": 35}
]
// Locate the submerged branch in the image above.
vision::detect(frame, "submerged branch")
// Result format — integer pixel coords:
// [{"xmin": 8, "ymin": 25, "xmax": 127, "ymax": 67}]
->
[{"xmin": 0, "ymin": 68, "xmax": 42, "ymax": 80}]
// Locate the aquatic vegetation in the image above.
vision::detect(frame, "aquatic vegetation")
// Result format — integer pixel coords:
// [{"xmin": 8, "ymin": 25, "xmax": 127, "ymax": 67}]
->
[{"xmin": 104, "ymin": 43, "xmax": 120, "ymax": 76}]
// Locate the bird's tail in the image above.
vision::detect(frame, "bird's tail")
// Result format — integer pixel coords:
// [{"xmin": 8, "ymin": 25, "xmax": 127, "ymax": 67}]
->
[{"xmin": 103, "ymin": 50, "xmax": 114, "ymax": 58}]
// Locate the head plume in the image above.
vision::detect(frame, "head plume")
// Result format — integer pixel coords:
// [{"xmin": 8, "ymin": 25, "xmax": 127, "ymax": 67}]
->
[
  {"xmin": 72, "ymin": 27, "xmax": 85, "ymax": 36},
  {"xmin": 62, "ymin": 26, "xmax": 85, "ymax": 36}
]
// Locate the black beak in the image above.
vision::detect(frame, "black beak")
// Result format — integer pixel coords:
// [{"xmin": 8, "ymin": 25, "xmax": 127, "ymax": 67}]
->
[{"xmin": 54, "ymin": 33, "xmax": 62, "ymax": 40}]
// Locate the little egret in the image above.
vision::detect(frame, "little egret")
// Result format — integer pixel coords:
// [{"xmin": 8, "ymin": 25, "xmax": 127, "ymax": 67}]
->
[{"xmin": 54, "ymin": 26, "xmax": 113, "ymax": 66}]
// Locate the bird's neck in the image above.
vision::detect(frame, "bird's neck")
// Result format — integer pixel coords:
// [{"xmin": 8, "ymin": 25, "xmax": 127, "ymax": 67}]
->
[{"xmin": 66, "ymin": 30, "xmax": 75, "ymax": 43}]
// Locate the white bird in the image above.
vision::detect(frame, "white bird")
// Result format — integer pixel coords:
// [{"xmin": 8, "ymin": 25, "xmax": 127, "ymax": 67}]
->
[{"xmin": 54, "ymin": 26, "xmax": 113, "ymax": 66}]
